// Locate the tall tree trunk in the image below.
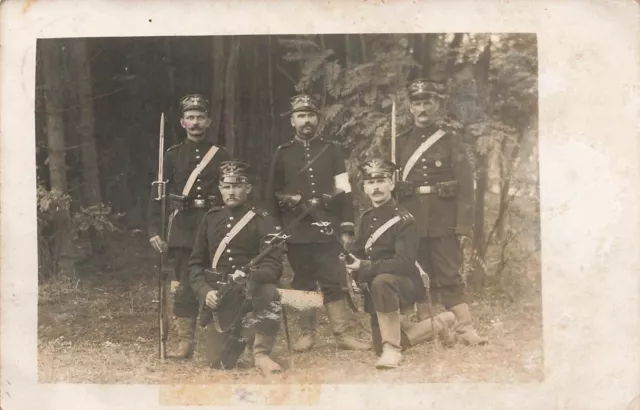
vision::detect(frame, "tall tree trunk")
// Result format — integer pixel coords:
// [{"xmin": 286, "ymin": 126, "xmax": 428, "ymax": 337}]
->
[
  {"xmin": 42, "ymin": 40, "xmax": 76, "ymax": 277},
  {"xmin": 68, "ymin": 39, "xmax": 105, "ymax": 257},
  {"xmin": 345, "ymin": 34, "xmax": 353, "ymax": 68},
  {"xmin": 445, "ymin": 33, "xmax": 464, "ymax": 74},
  {"xmin": 210, "ymin": 37, "xmax": 225, "ymax": 144},
  {"xmin": 359, "ymin": 34, "xmax": 368, "ymax": 62},
  {"xmin": 267, "ymin": 37, "xmax": 276, "ymax": 150},
  {"xmin": 468, "ymin": 39, "xmax": 491, "ymax": 288},
  {"xmin": 224, "ymin": 36, "xmax": 240, "ymax": 156}
]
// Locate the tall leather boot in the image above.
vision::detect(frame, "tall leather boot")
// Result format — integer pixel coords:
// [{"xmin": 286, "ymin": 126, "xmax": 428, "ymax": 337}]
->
[
  {"xmin": 375, "ymin": 310, "xmax": 403, "ymax": 369},
  {"xmin": 450, "ymin": 303, "xmax": 488, "ymax": 346},
  {"xmin": 253, "ymin": 333, "xmax": 282, "ymax": 375},
  {"xmin": 173, "ymin": 316, "xmax": 197, "ymax": 359},
  {"xmin": 401, "ymin": 311, "xmax": 456, "ymax": 348},
  {"xmin": 292, "ymin": 308, "xmax": 317, "ymax": 352},
  {"xmin": 325, "ymin": 299, "xmax": 371, "ymax": 351},
  {"xmin": 235, "ymin": 331, "xmax": 255, "ymax": 369}
]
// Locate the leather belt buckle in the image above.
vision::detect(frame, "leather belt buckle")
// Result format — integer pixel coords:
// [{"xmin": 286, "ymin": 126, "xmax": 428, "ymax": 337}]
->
[
  {"xmin": 415, "ymin": 185, "xmax": 435, "ymax": 194},
  {"xmin": 193, "ymin": 199, "xmax": 207, "ymax": 208}
]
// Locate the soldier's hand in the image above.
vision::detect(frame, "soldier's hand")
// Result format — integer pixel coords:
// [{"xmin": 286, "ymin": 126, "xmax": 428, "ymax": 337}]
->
[
  {"xmin": 149, "ymin": 235, "xmax": 167, "ymax": 253},
  {"xmin": 340, "ymin": 232, "xmax": 354, "ymax": 249},
  {"xmin": 205, "ymin": 290, "xmax": 219, "ymax": 309},
  {"xmin": 231, "ymin": 269, "xmax": 247, "ymax": 284},
  {"xmin": 345, "ymin": 256, "xmax": 361, "ymax": 273}
]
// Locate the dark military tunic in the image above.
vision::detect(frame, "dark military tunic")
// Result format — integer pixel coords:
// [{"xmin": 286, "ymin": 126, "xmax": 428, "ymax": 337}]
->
[
  {"xmin": 352, "ymin": 199, "xmax": 425, "ymax": 313},
  {"xmin": 265, "ymin": 136, "xmax": 355, "ymax": 303},
  {"xmin": 397, "ymin": 124, "xmax": 473, "ymax": 238},
  {"xmin": 188, "ymin": 204, "xmax": 283, "ymax": 336},
  {"xmin": 396, "ymin": 123, "xmax": 473, "ymax": 308},
  {"xmin": 148, "ymin": 139, "xmax": 231, "ymax": 248},
  {"xmin": 265, "ymin": 137, "xmax": 355, "ymax": 243}
]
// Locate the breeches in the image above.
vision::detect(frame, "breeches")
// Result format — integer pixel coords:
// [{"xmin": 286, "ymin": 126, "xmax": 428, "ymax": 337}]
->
[
  {"xmin": 169, "ymin": 247, "xmax": 199, "ymax": 318},
  {"xmin": 416, "ymin": 236, "xmax": 467, "ymax": 309},
  {"xmin": 287, "ymin": 242, "xmax": 346, "ymax": 304}
]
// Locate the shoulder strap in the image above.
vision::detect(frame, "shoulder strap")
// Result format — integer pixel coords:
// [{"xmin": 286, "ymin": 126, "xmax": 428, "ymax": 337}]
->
[
  {"xmin": 182, "ymin": 145, "xmax": 220, "ymax": 196},
  {"xmin": 211, "ymin": 209, "xmax": 257, "ymax": 269},
  {"xmin": 401, "ymin": 129, "xmax": 446, "ymax": 181},
  {"xmin": 294, "ymin": 143, "xmax": 331, "ymax": 179},
  {"xmin": 364, "ymin": 215, "xmax": 402, "ymax": 249}
]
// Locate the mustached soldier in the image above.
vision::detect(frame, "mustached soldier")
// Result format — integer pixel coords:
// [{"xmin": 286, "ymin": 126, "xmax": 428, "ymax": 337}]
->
[
  {"xmin": 147, "ymin": 94, "xmax": 231, "ymax": 358},
  {"xmin": 394, "ymin": 79, "xmax": 487, "ymax": 345},
  {"xmin": 265, "ymin": 94, "xmax": 370, "ymax": 352},
  {"xmin": 188, "ymin": 161, "xmax": 284, "ymax": 375},
  {"xmin": 345, "ymin": 159, "xmax": 455, "ymax": 369}
]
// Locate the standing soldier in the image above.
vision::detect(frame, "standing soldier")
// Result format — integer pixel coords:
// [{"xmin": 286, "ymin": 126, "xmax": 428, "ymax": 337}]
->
[
  {"xmin": 394, "ymin": 79, "xmax": 488, "ymax": 346},
  {"xmin": 345, "ymin": 158, "xmax": 455, "ymax": 369},
  {"xmin": 148, "ymin": 94, "xmax": 231, "ymax": 358},
  {"xmin": 189, "ymin": 161, "xmax": 284, "ymax": 375},
  {"xmin": 265, "ymin": 94, "xmax": 370, "ymax": 352}
]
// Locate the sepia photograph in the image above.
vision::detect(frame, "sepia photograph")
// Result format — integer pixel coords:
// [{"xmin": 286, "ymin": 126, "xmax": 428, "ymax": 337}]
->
[
  {"xmin": 35, "ymin": 33, "xmax": 542, "ymax": 386},
  {"xmin": 2, "ymin": 1, "xmax": 639, "ymax": 409}
]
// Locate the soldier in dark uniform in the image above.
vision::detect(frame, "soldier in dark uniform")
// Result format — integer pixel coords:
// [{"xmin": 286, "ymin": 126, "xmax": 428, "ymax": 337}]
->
[
  {"xmin": 265, "ymin": 94, "xmax": 370, "ymax": 352},
  {"xmin": 345, "ymin": 159, "xmax": 455, "ymax": 369},
  {"xmin": 147, "ymin": 94, "xmax": 231, "ymax": 358},
  {"xmin": 394, "ymin": 79, "xmax": 487, "ymax": 345},
  {"xmin": 188, "ymin": 161, "xmax": 283, "ymax": 375}
]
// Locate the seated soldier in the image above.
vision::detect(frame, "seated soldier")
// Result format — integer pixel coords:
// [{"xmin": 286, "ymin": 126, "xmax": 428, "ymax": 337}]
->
[
  {"xmin": 345, "ymin": 158, "xmax": 455, "ymax": 369},
  {"xmin": 188, "ymin": 160, "xmax": 284, "ymax": 375}
]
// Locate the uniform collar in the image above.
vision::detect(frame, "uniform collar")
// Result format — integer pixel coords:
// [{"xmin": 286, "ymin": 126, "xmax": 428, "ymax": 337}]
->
[
  {"xmin": 368, "ymin": 197, "xmax": 397, "ymax": 215},
  {"xmin": 185, "ymin": 137, "xmax": 210, "ymax": 146},
  {"xmin": 225, "ymin": 203, "xmax": 252, "ymax": 217},
  {"xmin": 412, "ymin": 123, "xmax": 439, "ymax": 138},
  {"xmin": 294, "ymin": 134, "xmax": 319, "ymax": 147}
]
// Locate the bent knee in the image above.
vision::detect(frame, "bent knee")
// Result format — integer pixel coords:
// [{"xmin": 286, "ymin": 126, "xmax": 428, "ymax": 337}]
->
[{"xmin": 371, "ymin": 273, "xmax": 396, "ymax": 289}]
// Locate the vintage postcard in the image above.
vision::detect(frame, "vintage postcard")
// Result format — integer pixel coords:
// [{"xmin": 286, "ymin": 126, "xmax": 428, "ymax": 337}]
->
[{"xmin": 0, "ymin": 0, "xmax": 638, "ymax": 409}]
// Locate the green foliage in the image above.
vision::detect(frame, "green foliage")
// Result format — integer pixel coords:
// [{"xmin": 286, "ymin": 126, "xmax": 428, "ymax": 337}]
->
[
  {"xmin": 72, "ymin": 204, "xmax": 118, "ymax": 235},
  {"xmin": 37, "ymin": 183, "xmax": 72, "ymax": 226}
]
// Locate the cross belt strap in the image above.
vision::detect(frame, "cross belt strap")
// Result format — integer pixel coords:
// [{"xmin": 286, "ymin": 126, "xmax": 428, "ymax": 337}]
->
[
  {"xmin": 182, "ymin": 145, "xmax": 220, "ymax": 196},
  {"xmin": 401, "ymin": 129, "xmax": 446, "ymax": 181},
  {"xmin": 364, "ymin": 215, "xmax": 401, "ymax": 250},
  {"xmin": 211, "ymin": 209, "xmax": 257, "ymax": 269}
]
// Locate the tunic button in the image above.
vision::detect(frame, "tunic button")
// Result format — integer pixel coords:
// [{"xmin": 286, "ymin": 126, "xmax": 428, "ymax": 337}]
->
[
  {"xmin": 226, "ymin": 224, "xmax": 232, "ymax": 228},
  {"xmin": 232, "ymin": 265, "xmax": 236, "ymax": 269},
  {"xmin": 197, "ymin": 186, "xmax": 202, "ymax": 190},
  {"xmin": 311, "ymin": 190, "xmax": 316, "ymax": 195},
  {"xmin": 226, "ymin": 249, "xmax": 231, "ymax": 253},
  {"xmin": 435, "ymin": 160, "xmax": 442, "ymax": 167},
  {"xmin": 421, "ymin": 158, "xmax": 426, "ymax": 162},
  {"xmin": 197, "ymin": 194, "xmax": 203, "ymax": 198},
  {"xmin": 229, "ymin": 257, "xmax": 233, "ymax": 261},
  {"xmin": 311, "ymin": 182, "xmax": 315, "ymax": 186},
  {"xmin": 373, "ymin": 217, "xmax": 377, "ymax": 221},
  {"xmin": 196, "ymin": 156, "xmax": 201, "ymax": 160},
  {"xmin": 229, "ymin": 216, "xmax": 234, "ymax": 221},
  {"xmin": 309, "ymin": 168, "xmax": 313, "ymax": 172}
]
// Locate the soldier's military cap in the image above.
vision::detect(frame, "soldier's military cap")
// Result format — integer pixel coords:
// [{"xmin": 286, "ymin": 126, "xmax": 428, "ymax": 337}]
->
[
  {"xmin": 180, "ymin": 94, "xmax": 210, "ymax": 113},
  {"xmin": 359, "ymin": 158, "xmax": 398, "ymax": 180},
  {"xmin": 289, "ymin": 94, "xmax": 318, "ymax": 114},
  {"xmin": 219, "ymin": 160, "xmax": 251, "ymax": 184},
  {"xmin": 408, "ymin": 78, "xmax": 447, "ymax": 101}
]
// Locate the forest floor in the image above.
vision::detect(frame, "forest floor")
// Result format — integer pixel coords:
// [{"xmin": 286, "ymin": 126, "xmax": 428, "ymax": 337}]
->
[{"xmin": 38, "ymin": 230, "xmax": 543, "ymax": 386}]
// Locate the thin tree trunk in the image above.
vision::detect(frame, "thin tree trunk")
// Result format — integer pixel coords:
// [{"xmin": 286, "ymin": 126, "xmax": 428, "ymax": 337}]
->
[
  {"xmin": 359, "ymin": 34, "xmax": 368, "ymax": 62},
  {"xmin": 69, "ymin": 39, "xmax": 104, "ymax": 256},
  {"xmin": 345, "ymin": 34, "xmax": 353, "ymax": 68},
  {"xmin": 267, "ymin": 37, "xmax": 276, "ymax": 150},
  {"xmin": 445, "ymin": 33, "xmax": 464, "ymax": 74},
  {"xmin": 224, "ymin": 36, "xmax": 241, "ymax": 156},
  {"xmin": 210, "ymin": 37, "xmax": 225, "ymax": 144},
  {"xmin": 42, "ymin": 40, "xmax": 76, "ymax": 277}
]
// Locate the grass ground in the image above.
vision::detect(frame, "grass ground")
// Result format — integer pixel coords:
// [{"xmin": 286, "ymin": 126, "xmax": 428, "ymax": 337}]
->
[{"xmin": 38, "ymin": 231, "xmax": 543, "ymax": 384}]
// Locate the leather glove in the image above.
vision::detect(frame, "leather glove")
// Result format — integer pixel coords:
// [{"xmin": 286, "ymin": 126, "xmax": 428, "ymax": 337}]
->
[{"xmin": 394, "ymin": 180, "xmax": 415, "ymax": 198}]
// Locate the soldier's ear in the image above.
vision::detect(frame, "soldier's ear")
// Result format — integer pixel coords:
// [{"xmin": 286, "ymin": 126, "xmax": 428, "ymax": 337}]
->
[
  {"xmin": 389, "ymin": 179, "xmax": 396, "ymax": 191},
  {"xmin": 245, "ymin": 184, "xmax": 253, "ymax": 195},
  {"xmin": 179, "ymin": 117, "xmax": 187, "ymax": 129},
  {"xmin": 289, "ymin": 116, "xmax": 295, "ymax": 127},
  {"xmin": 202, "ymin": 117, "xmax": 212, "ymax": 128}
]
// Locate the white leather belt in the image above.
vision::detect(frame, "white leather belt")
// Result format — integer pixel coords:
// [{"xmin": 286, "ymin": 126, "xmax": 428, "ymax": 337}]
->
[{"xmin": 415, "ymin": 185, "xmax": 435, "ymax": 194}]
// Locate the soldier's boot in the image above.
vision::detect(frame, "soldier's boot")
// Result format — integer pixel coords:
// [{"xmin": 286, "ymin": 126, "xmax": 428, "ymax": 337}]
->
[
  {"xmin": 173, "ymin": 316, "xmax": 197, "ymax": 359},
  {"xmin": 401, "ymin": 311, "xmax": 456, "ymax": 349},
  {"xmin": 253, "ymin": 333, "xmax": 282, "ymax": 375},
  {"xmin": 326, "ymin": 299, "xmax": 371, "ymax": 351},
  {"xmin": 375, "ymin": 310, "xmax": 403, "ymax": 369},
  {"xmin": 450, "ymin": 303, "xmax": 488, "ymax": 346},
  {"xmin": 292, "ymin": 308, "xmax": 317, "ymax": 352},
  {"xmin": 236, "ymin": 333, "xmax": 255, "ymax": 369}
]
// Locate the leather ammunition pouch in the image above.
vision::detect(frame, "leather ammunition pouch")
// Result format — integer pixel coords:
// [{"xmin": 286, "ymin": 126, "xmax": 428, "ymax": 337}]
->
[{"xmin": 436, "ymin": 180, "xmax": 458, "ymax": 198}]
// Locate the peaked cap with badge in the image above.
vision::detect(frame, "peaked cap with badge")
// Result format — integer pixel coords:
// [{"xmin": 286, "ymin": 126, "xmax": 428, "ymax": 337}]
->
[
  {"xmin": 407, "ymin": 78, "xmax": 447, "ymax": 101},
  {"xmin": 180, "ymin": 93, "xmax": 210, "ymax": 114},
  {"xmin": 219, "ymin": 160, "xmax": 251, "ymax": 184},
  {"xmin": 288, "ymin": 94, "xmax": 319, "ymax": 115},
  {"xmin": 360, "ymin": 158, "xmax": 398, "ymax": 180}
]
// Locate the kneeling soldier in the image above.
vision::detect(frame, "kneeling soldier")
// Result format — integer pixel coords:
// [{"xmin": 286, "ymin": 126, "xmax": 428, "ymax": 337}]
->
[
  {"xmin": 346, "ymin": 159, "xmax": 454, "ymax": 369},
  {"xmin": 189, "ymin": 160, "xmax": 284, "ymax": 375}
]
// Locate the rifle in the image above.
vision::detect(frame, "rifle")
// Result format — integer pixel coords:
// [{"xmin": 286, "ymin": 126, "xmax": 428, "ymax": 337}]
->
[{"xmin": 151, "ymin": 113, "xmax": 169, "ymax": 361}]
